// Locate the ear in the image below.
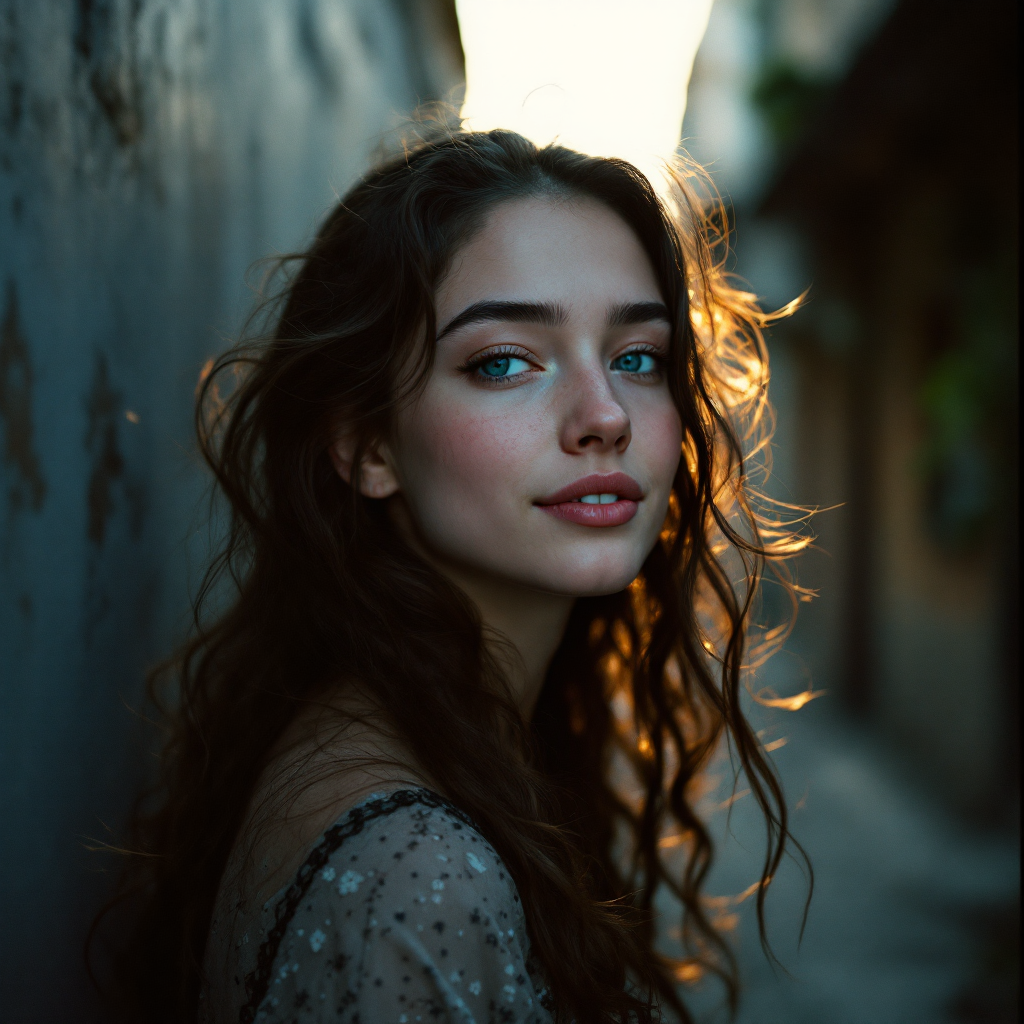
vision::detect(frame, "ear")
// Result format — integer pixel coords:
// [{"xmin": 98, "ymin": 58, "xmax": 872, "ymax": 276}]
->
[{"xmin": 329, "ymin": 435, "xmax": 401, "ymax": 499}]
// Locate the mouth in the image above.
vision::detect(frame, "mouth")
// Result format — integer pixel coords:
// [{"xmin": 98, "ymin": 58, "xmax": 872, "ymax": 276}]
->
[{"xmin": 534, "ymin": 472, "xmax": 643, "ymax": 528}]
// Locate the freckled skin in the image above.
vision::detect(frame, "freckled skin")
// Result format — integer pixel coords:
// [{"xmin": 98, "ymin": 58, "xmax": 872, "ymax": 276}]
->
[{"xmin": 387, "ymin": 196, "xmax": 683, "ymax": 598}]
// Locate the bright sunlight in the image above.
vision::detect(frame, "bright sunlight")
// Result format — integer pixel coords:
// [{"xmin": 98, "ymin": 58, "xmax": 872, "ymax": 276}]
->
[{"xmin": 456, "ymin": 0, "xmax": 715, "ymax": 189}]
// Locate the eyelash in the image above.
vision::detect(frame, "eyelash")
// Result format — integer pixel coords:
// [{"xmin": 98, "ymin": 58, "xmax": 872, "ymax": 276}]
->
[{"xmin": 459, "ymin": 343, "xmax": 667, "ymax": 385}]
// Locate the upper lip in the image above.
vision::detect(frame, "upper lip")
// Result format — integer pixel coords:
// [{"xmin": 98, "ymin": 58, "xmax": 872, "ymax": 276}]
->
[{"xmin": 536, "ymin": 472, "xmax": 644, "ymax": 505}]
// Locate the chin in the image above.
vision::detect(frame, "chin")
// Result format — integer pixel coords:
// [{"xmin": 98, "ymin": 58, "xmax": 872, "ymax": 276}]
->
[{"xmin": 530, "ymin": 549, "xmax": 649, "ymax": 598}]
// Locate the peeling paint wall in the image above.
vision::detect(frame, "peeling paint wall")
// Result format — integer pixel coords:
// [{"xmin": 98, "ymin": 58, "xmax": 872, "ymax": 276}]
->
[{"xmin": 0, "ymin": 1, "xmax": 461, "ymax": 1016}]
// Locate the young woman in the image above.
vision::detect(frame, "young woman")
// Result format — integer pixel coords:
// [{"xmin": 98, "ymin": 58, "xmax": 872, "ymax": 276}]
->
[{"xmin": 108, "ymin": 128, "xmax": 805, "ymax": 1023}]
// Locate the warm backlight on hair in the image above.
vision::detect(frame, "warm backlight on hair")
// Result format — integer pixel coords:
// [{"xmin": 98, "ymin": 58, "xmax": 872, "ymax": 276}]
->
[
  {"xmin": 456, "ymin": 0, "xmax": 714, "ymax": 188},
  {"xmin": 755, "ymin": 687, "xmax": 826, "ymax": 711}
]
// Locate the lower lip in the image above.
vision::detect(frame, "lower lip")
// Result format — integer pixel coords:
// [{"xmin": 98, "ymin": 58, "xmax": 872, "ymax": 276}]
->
[{"xmin": 537, "ymin": 500, "xmax": 639, "ymax": 527}]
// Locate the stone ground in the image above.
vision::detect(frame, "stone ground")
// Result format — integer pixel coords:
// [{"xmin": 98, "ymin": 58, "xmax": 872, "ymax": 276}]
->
[{"xmin": 655, "ymin": 687, "xmax": 1020, "ymax": 1024}]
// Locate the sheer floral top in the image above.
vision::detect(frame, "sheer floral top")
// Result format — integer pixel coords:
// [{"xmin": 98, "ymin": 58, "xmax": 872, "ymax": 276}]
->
[{"xmin": 200, "ymin": 788, "xmax": 555, "ymax": 1023}]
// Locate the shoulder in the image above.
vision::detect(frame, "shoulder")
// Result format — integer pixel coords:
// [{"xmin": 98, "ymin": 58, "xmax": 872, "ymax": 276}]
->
[
  {"xmin": 232, "ymin": 700, "xmax": 438, "ymax": 903},
  {"xmin": 287, "ymin": 789, "xmax": 525, "ymax": 956},
  {"xmin": 336, "ymin": 789, "xmax": 515, "ymax": 895},
  {"xmin": 246, "ymin": 789, "xmax": 553, "ymax": 1023}
]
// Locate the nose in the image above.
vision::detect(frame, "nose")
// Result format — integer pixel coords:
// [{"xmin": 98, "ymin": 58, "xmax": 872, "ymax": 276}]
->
[{"xmin": 558, "ymin": 367, "xmax": 631, "ymax": 455}]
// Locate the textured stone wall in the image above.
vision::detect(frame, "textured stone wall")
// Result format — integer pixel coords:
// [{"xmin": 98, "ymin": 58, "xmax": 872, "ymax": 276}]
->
[{"xmin": 0, "ymin": 1, "xmax": 461, "ymax": 1015}]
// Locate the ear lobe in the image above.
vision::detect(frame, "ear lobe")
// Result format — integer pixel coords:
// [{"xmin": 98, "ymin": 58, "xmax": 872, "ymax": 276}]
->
[{"xmin": 329, "ymin": 437, "xmax": 401, "ymax": 499}]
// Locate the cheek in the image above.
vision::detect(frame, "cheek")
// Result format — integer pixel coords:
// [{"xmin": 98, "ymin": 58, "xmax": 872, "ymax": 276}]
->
[
  {"xmin": 396, "ymin": 396, "xmax": 540, "ymax": 516},
  {"xmin": 634, "ymin": 398, "xmax": 684, "ymax": 485}
]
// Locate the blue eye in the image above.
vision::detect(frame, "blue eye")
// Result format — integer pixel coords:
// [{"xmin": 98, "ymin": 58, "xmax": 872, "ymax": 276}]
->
[
  {"xmin": 612, "ymin": 351, "xmax": 658, "ymax": 374},
  {"xmin": 481, "ymin": 356, "xmax": 510, "ymax": 377},
  {"xmin": 477, "ymin": 355, "xmax": 531, "ymax": 378}
]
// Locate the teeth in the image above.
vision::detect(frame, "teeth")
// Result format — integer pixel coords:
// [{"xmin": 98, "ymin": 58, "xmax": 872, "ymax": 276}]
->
[{"xmin": 578, "ymin": 493, "xmax": 619, "ymax": 505}]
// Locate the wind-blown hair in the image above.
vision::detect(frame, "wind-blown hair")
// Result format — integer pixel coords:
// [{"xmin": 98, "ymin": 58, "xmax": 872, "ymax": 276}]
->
[{"xmin": 98, "ymin": 128, "xmax": 809, "ymax": 1022}]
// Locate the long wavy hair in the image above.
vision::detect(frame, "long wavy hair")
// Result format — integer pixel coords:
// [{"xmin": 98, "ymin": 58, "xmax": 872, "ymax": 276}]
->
[{"xmin": 96, "ymin": 128, "xmax": 810, "ymax": 1023}]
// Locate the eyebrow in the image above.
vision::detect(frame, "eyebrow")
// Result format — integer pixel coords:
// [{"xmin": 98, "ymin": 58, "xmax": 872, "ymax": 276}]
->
[
  {"xmin": 437, "ymin": 298, "xmax": 671, "ymax": 341},
  {"xmin": 608, "ymin": 300, "xmax": 671, "ymax": 326},
  {"xmin": 436, "ymin": 301, "xmax": 568, "ymax": 341}
]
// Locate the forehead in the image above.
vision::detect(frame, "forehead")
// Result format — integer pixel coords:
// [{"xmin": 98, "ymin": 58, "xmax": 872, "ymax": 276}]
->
[{"xmin": 437, "ymin": 195, "xmax": 662, "ymax": 317}]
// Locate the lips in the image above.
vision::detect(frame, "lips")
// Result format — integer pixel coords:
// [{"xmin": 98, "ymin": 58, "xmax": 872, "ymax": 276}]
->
[{"xmin": 535, "ymin": 472, "xmax": 643, "ymax": 528}]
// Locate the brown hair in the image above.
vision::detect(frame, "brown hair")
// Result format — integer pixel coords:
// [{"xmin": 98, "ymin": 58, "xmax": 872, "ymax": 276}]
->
[{"xmin": 97, "ymin": 127, "xmax": 809, "ymax": 1022}]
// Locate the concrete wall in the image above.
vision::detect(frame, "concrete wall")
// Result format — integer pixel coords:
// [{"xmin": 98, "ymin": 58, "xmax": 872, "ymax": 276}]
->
[{"xmin": 0, "ymin": 1, "xmax": 461, "ymax": 1016}]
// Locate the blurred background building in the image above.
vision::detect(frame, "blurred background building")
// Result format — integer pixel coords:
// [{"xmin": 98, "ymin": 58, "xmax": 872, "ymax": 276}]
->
[
  {"xmin": 680, "ymin": 0, "xmax": 1018, "ymax": 1020},
  {"xmin": 686, "ymin": 0, "xmax": 1018, "ymax": 824},
  {"xmin": 0, "ymin": 0, "xmax": 1017, "ymax": 1021}
]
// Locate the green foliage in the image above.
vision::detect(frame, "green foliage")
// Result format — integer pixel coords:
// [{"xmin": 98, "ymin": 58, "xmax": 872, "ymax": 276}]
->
[
  {"xmin": 917, "ymin": 264, "xmax": 1018, "ymax": 548},
  {"xmin": 750, "ymin": 60, "xmax": 829, "ymax": 148}
]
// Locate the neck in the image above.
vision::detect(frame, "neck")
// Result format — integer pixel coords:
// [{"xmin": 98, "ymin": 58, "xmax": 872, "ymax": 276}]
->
[{"xmin": 444, "ymin": 564, "xmax": 575, "ymax": 720}]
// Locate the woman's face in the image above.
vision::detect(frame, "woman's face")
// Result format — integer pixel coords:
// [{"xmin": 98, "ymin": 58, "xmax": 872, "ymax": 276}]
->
[{"xmin": 384, "ymin": 195, "xmax": 683, "ymax": 598}]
